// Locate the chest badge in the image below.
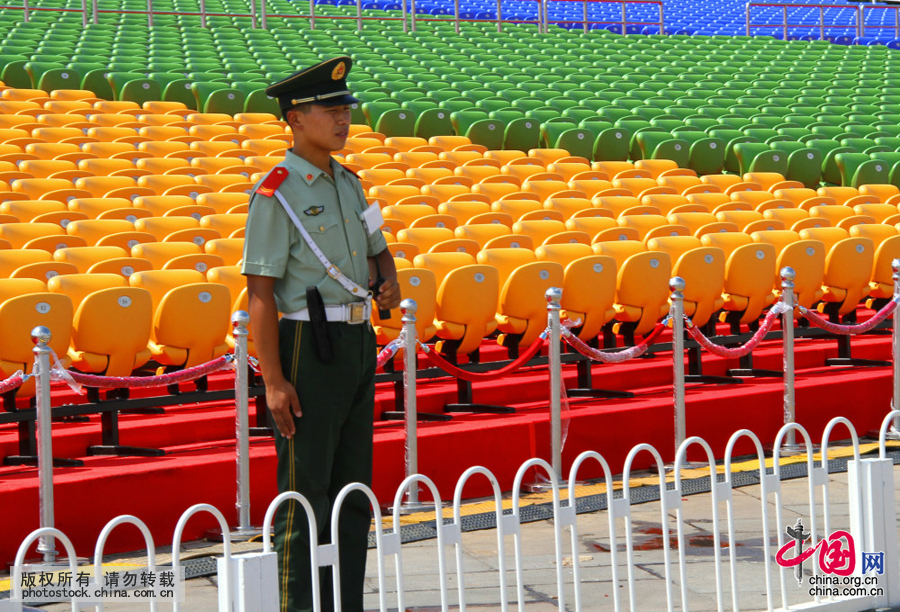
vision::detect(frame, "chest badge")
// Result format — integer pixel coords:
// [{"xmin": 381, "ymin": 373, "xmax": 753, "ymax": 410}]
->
[{"xmin": 304, "ymin": 206, "xmax": 325, "ymax": 216}]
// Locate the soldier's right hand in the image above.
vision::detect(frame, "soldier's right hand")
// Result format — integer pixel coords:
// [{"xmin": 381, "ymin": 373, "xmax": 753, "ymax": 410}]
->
[{"xmin": 267, "ymin": 378, "xmax": 302, "ymax": 439}]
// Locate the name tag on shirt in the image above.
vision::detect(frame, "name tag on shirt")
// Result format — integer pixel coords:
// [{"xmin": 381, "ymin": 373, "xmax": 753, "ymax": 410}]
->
[{"xmin": 360, "ymin": 203, "xmax": 384, "ymax": 236}]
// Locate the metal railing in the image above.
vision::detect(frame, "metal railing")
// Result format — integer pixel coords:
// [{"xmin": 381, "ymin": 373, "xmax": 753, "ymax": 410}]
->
[
  {"xmin": 861, "ymin": 4, "xmax": 900, "ymax": 39},
  {"xmin": 543, "ymin": 0, "xmax": 663, "ymax": 34},
  {"xmin": 746, "ymin": 2, "xmax": 861, "ymax": 40},
  {"xmin": 8, "ymin": 414, "xmax": 900, "ymax": 611},
  {"xmin": 0, "ymin": 0, "xmax": 664, "ymax": 34}
]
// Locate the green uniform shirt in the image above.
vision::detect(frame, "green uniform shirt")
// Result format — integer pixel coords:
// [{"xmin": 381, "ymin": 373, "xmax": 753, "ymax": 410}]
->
[{"xmin": 241, "ymin": 150, "xmax": 387, "ymax": 313}]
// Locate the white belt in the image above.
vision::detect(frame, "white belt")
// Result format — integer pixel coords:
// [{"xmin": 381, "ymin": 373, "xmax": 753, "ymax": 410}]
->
[{"xmin": 282, "ymin": 302, "xmax": 372, "ymax": 324}]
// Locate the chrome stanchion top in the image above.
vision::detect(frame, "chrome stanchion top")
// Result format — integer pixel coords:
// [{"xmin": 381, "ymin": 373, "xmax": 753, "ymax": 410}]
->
[
  {"xmin": 232, "ymin": 310, "xmax": 250, "ymax": 329},
  {"xmin": 546, "ymin": 286, "xmax": 563, "ymax": 306},
  {"xmin": 400, "ymin": 298, "xmax": 417, "ymax": 318},
  {"xmin": 669, "ymin": 276, "xmax": 686, "ymax": 295},
  {"xmin": 32, "ymin": 326, "xmax": 52, "ymax": 347}
]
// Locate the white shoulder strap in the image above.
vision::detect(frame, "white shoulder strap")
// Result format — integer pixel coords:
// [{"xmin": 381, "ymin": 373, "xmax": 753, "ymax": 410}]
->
[{"xmin": 270, "ymin": 187, "xmax": 370, "ymax": 300}]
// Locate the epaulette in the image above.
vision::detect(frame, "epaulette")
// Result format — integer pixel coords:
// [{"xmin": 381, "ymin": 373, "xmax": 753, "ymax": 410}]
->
[
  {"xmin": 256, "ymin": 166, "xmax": 289, "ymax": 197},
  {"xmin": 340, "ymin": 164, "xmax": 361, "ymax": 179}
]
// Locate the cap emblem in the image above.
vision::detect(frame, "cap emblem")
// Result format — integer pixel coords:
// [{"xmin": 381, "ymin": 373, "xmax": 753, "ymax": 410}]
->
[{"xmin": 332, "ymin": 62, "xmax": 346, "ymax": 80}]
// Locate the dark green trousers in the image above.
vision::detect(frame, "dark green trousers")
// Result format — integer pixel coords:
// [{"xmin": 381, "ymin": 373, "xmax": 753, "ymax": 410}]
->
[{"xmin": 273, "ymin": 319, "xmax": 376, "ymax": 612}]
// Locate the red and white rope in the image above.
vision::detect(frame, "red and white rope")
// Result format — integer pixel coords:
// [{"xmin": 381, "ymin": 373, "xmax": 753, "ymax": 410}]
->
[
  {"xmin": 59, "ymin": 355, "xmax": 233, "ymax": 390},
  {"xmin": 562, "ymin": 322, "xmax": 666, "ymax": 364},
  {"xmin": 0, "ymin": 371, "xmax": 26, "ymax": 394},
  {"xmin": 799, "ymin": 298, "xmax": 898, "ymax": 336},
  {"xmin": 375, "ymin": 334, "xmax": 405, "ymax": 368},
  {"xmin": 685, "ymin": 303, "xmax": 789, "ymax": 358}
]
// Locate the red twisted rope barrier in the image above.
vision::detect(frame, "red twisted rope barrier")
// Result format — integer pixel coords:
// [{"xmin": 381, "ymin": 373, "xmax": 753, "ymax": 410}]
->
[
  {"xmin": 65, "ymin": 356, "xmax": 232, "ymax": 389},
  {"xmin": 419, "ymin": 332, "xmax": 547, "ymax": 382},
  {"xmin": 800, "ymin": 299, "xmax": 897, "ymax": 336},
  {"xmin": 375, "ymin": 337, "xmax": 404, "ymax": 368},
  {"xmin": 0, "ymin": 372, "xmax": 25, "ymax": 394},
  {"xmin": 685, "ymin": 305, "xmax": 785, "ymax": 358},
  {"xmin": 562, "ymin": 322, "xmax": 666, "ymax": 363}
]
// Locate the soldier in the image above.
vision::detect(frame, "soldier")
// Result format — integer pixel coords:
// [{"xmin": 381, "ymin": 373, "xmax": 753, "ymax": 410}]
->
[{"xmin": 241, "ymin": 56, "xmax": 401, "ymax": 612}]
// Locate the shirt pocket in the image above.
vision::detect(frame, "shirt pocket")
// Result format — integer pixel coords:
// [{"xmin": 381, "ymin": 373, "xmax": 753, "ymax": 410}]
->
[{"xmin": 299, "ymin": 214, "xmax": 343, "ymax": 261}]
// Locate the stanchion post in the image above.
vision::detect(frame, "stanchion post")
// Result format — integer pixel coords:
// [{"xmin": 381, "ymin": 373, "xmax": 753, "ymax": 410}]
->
[
  {"xmin": 889, "ymin": 259, "xmax": 900, "ymax": 439},
  {"xmin": 670, "ymin": 277, "xmax": 686, "ymax": 453},
  {"xmin": 547, "ymin": 287, "xmax": 563, "ymax": 483},
  {"xmin": 233, "ymin": 311, "xmax": 252, "ymax": 534},
  {"xmin": 33, "ymin": 326, "xmax": 57, "ymax": 563},
  {"xmin": 781, "ymin": 266, "xmax": 801, "ymax": 451},
  {"xmin": 399, "ymin": 299, "xmax": 432, "ymax": 513}
]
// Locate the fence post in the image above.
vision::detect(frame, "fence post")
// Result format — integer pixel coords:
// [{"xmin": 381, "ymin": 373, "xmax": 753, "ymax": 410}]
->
[
  {"xmin": 259, "ymin": 0, "xmax": 267, "ymax": 30},
  {"xmin": 92, "ymin": 0, "xmax": 98, "ymax": 25},
  {"xmin": 781, "ymin": 266, "xmax": 801, "ymax": 451},
  {"xmin": 819, "ymin": 5, "xmax": 824, "ymax": 40},
  {"xmin": 32, "ymin": 326, "xmax": 57, "ymax": 564},
  {"xmin": 411, "ymin": 0, "xmax": 417, "ymax": 31},
  {"xmin": 309, "ymin": 0, "xmax": 315, "ymax": 29},
  {"xmin": 621, "ymin": 1, "xmax": 626, "ymax": 35},
  {"xmin": 848, "ymin": 457, "xmax": 900, "ymax": 606},
  {"xmin": 782, "ymin": 4, "xmax": 787, "ymax": 40},
  {"xmin": 23, "ymin": 0, "xmax": 29, "ymax": 22},
  {"xmin": 147, "ymin": 0, "xmax": 153, "ymax": 28},
  {"xmin": 670, "ymin": 277, "xmax": 686, "ymax": 453},
  {"xmin": 454, "ymin": 0, "xmax": 460, "ymax": 33},
  {"xmin": 401, "ymin": 0, "xmax": 408, "ymax": 33},
  {"xmin": 399, "ymin": 299, "xmax": 431, "ymax": 512},
  {"xmin": 546, "ymin": 287, "xmax": 563, "ymax": 483},
  {"xmin": 888, "ymin": 259, "xmax": 900, "ymax": 440},
  {"xmin": 81, "ymin": 0, "xmax": 87, "ymax": 28},
  {"xmin": 582, "ymin": 0, "xmax": 588, "ymax": 33},
  {"xmin": 249, "ymin": 0, "xmax": 258, "ymax": 28},
  {"xmin": 746, "ymin": 3, "xmax": 750, "ymax": 36},
  {"xmin": 200, "ymin": 0, "xmax": 207, "ymax": 27},
  {"xmin": 356, "ymin": 0, "xmax": 362, "ymax": 31},
  {"xmin": 232, "ymin": 311, "xmax": 253, "ymax": 535}
]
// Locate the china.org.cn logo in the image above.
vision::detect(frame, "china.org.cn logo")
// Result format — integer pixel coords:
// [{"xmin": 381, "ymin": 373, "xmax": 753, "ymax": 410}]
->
[{"xmin": 774, "ymin": 518, "xmax": 885, "ymax": 599}]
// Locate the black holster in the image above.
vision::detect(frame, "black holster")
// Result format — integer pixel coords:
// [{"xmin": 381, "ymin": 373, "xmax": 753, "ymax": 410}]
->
[{"xmin": 306, "ymin": 286, "xmax": 333, "ymax": 362}]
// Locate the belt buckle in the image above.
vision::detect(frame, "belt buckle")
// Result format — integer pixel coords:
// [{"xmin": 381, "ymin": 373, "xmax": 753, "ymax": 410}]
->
[{"xmin": 348, "ymin": 302, "xmax": 365, "ymax": 324}]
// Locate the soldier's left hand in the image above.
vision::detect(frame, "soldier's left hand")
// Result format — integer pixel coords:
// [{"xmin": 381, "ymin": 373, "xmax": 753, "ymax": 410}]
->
[{"xmin": 372, "ymin": 277, "xmax": 401, "ymax": 311}]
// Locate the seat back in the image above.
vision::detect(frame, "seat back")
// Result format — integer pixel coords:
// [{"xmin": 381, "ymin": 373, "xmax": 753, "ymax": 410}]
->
[
  {"xmin": 455, "ymin": 224, "xmax": 512, "ymax": 249},
  {"xmin": 54, "ymin": 245, "xmax": 129, "ymax": 272},
  {"xmin": 132, "ymin": 241, "xmax": 203, "ymax": 269},
  {"xmin": 822, "ymin": 237, "xmax": 874, "ymax": 315},
  {"xmin": 476, "ymin": 248, "xmax": 537, "ymax": 289},
  {"xmin": 0, "ymin": 292, "xmax": 73, "ymax": 378},
  {"xmin": 66, "ymin": 219, "xmax": 135, "ymax": 245},
  {"xmin": 71, "ymin": 286, "xmax": 153, "ymax": 376},
  {"xmin": 669, "ymin": 246, "xmax": 726, "ymax": 327},
  {"xmin": 798, "ymin": 227, "xmax": 850, "ymax": 253},
  {"xmin": 435, "ymin": 264, "xmax": 500, "ymax": 356},
  {"xmin": 207, "ymin": 265, "xmax": 245, "ymax": 303},
  {"xmin": 721, "ymin": 243, "xmax": 777, "ymax": 324},
  {"xmin": 778, "ymin": 240, "xmax": 826, "ymax": 311},
  {"xmin": 699, "ymin": 232, "xmax": 753, "ymax": 259},
  {"xmin": 561, "ymin": 255, "xmax": 617, "ymax": 340},
  {"xmin": 497, "ymin": 260, "xmax": 565, "ymax": 347},
  {"xmin": 0, "ymin": 249, "xmax": 52, "ymax": 277},
  {"xmin": 413, "ymin": 252, "xmax": 477, "ymax": 288},
  {"xmin": 372, "ymin": 267, "xmax": 437, "ymax": 344},
  {"xmin": 617, "ymin": 214, "xmax": 669, "ymax": 240},
  {"xmin": 153, "ymin": 283, "xmax": 231, "ymax": 367},
  {"xmin": 47, "ymin": 273, "xmax": 127, "ymax": 311},
  {"xmin": 87, "ymin": 257, "xmax": 153, "ymax": 279},
  {"xmin": 204, "ymin": 238, "xmax": 245, "ymax": 266},
  {"xmin": 614, "ymin": 251, "xmax": 672, "ymax": 337},
  {"xmin": 534, "ymin": 243, "xmax": 593, "ymax": 267},
  {"xmin": 129, "ymin": 269, "xmax": 206, "ymax": 313},
  {"xmin": 870, "ymin": 235, "xmax": 900, "ymax": 299}
]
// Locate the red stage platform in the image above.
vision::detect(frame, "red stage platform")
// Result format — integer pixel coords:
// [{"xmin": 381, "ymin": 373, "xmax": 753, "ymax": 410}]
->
[{"xmin": 0, "ymin": 330, "xmax": 894, "ymax": 566}]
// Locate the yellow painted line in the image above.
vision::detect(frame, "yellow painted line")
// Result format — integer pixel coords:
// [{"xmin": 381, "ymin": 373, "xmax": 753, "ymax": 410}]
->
[{"xmin": 381, "ymin": 440, "xmax": 900, "ymax": 527}]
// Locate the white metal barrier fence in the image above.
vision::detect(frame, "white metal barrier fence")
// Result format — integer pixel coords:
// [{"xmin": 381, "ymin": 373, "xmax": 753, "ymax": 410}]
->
[{"xmin": 5, "ymin": 414, "xmax": 900, "ymax": 611}]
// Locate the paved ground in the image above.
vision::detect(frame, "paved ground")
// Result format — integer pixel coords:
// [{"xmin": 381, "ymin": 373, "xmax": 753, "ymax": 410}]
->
[{"xmin": 17, "ymin": 456, "xmax": 898, "ymax": 612}]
